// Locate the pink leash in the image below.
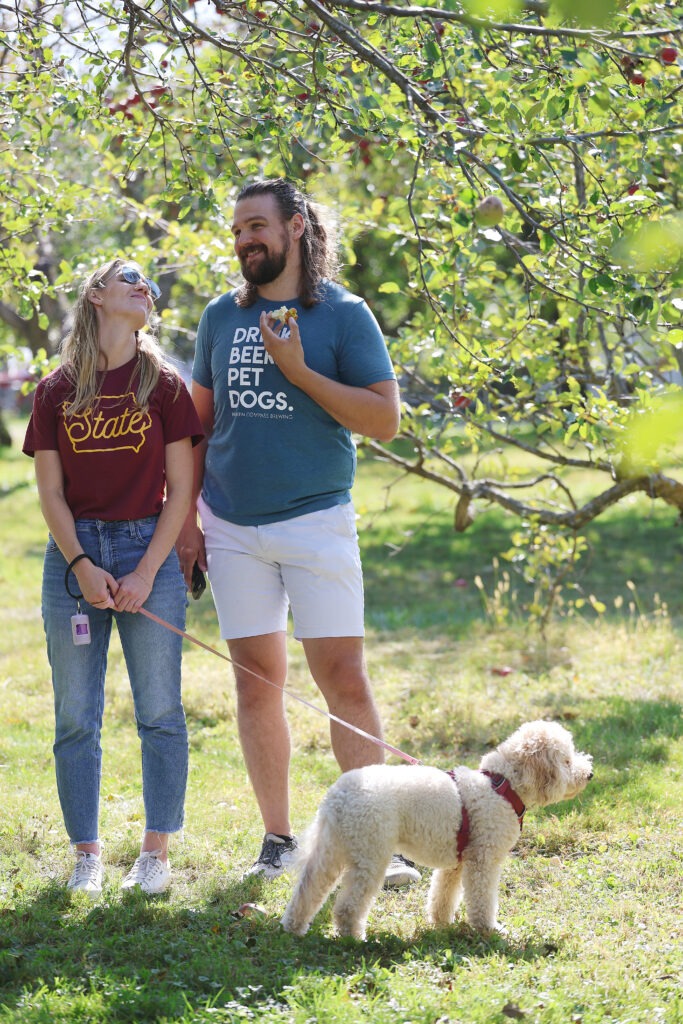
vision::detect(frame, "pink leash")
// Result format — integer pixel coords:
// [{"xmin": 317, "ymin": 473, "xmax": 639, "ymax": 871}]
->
[{"xmin": 139, "ymin": 607, "xmax": 421, "ymax": 766}]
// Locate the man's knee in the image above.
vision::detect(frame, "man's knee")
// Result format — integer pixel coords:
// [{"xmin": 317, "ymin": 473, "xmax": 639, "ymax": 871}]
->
[
  {"xmin": 235, "ymin": 674, "xmax": 285, "ymax": 714},
  {"xmin": 324, "ymin": 666, "xmax": 375, "ymax": 710}
]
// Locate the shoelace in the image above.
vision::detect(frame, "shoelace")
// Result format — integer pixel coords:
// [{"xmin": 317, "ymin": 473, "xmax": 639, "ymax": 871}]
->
[
  {"xmin": 72, "ymin": 853, "xmax": 100, "ymax": 883},
  {"xmin": 131, "ymin": 851, "xmax": 163, "ymax": 879},
  {"xmin": 260, "ymin": 841, "xmax": 283, "ymax": 867},
  {"xmin": 259, "ymin": 837, "xmax": 293, "ymax": 867}
]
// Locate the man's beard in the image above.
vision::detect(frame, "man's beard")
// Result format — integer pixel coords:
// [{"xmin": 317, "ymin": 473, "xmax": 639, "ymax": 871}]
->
[{"xmin": 239, "ymin": 236, "xmax": 290, "ymax": 286}]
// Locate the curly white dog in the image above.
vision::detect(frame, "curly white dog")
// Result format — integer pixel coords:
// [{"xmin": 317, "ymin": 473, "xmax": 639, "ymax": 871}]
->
[{"xmin": 282, "ymin": 720, "xmax": 593, "ymax": 939}]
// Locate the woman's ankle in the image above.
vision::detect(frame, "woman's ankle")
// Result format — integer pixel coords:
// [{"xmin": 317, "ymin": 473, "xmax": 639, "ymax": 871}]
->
[
  {"xmin": 141, "ymin": 831, "xmax": 169, "ymax": 861},
  {"xmin": 74, "ymin": 841, "xmax": 101, "ymax": 857}
]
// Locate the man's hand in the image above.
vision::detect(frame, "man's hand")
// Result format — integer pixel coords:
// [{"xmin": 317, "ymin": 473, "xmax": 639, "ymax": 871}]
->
[
  {"xmin": 176, "ymin": 520, "xmax": 207, "ymax": 591},
  {"xmin": 260, "ymin": 310, "xmax": 307, "ymax": 387}
]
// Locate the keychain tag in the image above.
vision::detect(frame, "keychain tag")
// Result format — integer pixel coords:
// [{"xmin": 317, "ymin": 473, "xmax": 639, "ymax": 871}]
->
[{"xmin": 71, "ymin": 601, "xmax": 91, "ymax": 646}]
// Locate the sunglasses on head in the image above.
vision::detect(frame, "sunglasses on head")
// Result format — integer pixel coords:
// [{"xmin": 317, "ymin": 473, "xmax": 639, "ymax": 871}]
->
[{"xmin": 98, "ymin": 263, "xmax": 161, "ymax": 301}]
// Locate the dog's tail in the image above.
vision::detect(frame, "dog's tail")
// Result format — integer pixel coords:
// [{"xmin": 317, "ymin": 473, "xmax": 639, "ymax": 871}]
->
[
  {"xmin": 282, "ymin": 812, "xmax": 346, "ymax": 936},
  {"xmin": 297, "ymin": 810, "xmax": 347, "ymax": 888}
]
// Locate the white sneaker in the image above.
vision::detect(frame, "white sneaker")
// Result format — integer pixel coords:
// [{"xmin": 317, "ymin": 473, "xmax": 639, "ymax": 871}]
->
[
  {"xmin": 67, "ymin": 852, "xmax": 103, "ymax": 898},
  {"xmin": 243, "ymin": 833, "xmax": 298, "ymax": 879},
  {"xmin": 383, "ymin": 853, "xmax": 422, "ymax": 888},
  {"xmin": 121, "ymin": 851, "xmax": 171, "ymax": 894}
]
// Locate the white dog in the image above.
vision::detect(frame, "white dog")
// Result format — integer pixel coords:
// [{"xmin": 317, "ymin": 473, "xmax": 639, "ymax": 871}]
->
[{"xmin": 282, "ymin": 720, "xmax": 593, "ymax": 939}]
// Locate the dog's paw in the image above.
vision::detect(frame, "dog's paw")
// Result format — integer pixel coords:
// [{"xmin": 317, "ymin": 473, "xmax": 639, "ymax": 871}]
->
[
  {"xmin": 281, "ymin": 913, "xmax": 309, "ymax": 937},
  {"xmin": 426, "ymin": 913, "xmax": 456, "ymax": 928},
  {"xmin": 333, "ymin": 927, "xmax": 367, "ymax": 941},
  {"xmin": 470, "ymin": 921, "xmax": 505, "ymax": 937}
]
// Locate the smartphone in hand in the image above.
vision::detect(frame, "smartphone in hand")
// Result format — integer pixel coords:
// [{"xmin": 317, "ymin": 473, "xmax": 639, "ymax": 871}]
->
[{"xmin": 191, "ymin": 561, "xmax": 206, "ymax": 600}]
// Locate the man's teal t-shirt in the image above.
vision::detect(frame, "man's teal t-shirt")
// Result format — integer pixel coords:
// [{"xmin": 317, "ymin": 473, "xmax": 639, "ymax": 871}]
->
[{"xmin": 192, "ymin": 281, "xmax": 396, "ymax": 526}]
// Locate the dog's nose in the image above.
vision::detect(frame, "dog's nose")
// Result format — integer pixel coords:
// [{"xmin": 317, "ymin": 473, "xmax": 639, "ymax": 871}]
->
[{"xmin": 588, "ymin": 771, "xmax": 594, "ymax": 780}]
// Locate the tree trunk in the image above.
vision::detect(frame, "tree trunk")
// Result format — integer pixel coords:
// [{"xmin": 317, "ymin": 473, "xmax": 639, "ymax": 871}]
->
[{"xmin": 0, "ymin": 412, "xmax": 12, "ymax": 448}]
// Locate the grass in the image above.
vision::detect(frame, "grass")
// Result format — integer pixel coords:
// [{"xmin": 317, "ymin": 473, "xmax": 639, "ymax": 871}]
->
[{"xmin": 1, "ymin": 414, "xmax": 682, "ymax": 1023}]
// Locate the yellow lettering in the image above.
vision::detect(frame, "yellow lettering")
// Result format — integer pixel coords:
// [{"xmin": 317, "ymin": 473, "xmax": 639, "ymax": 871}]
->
[{"xmin": 65, "ymin": 393, "xmax": 152, "ymax": 454}]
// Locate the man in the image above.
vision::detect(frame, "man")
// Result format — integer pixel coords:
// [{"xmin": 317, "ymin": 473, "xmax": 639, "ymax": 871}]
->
[{"xmin": 177, "ymin": 178, "xmax": 419, "ymax": 887}]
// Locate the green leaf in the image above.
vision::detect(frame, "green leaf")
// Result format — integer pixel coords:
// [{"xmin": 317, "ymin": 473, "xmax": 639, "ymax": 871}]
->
[
  {"xmin": 552, "ymin": 0, "xmax": 618, "ymax": 25},
  {"xmin": 613, "ymin": 215, "xmax": 683, "ymax": 274}
]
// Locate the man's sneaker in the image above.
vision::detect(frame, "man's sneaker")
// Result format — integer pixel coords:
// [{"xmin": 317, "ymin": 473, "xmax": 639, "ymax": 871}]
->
[
  {"xmin": 121, "ymin": 851, "xmax": 171, "ymax": 894},
  {"xmin": 384, "ymin": 853, "xmax": 421, "ymax": 888},
  {"xmin": 67, "ymin": 851, "xmax": 103, "ymax": 898},
  {"xmin": 244, "ymin": 833, "xmax": 298, "ymax": 879}
]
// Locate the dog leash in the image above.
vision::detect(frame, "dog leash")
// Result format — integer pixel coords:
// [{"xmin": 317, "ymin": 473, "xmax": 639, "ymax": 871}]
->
[{"xmin": 139, "ymin": 607, "xmax": 422, "ymax": 766}]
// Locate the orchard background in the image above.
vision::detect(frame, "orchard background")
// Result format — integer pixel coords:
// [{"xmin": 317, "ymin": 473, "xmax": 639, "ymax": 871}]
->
[
  {"xmin": 1, "ymin": 5, "xmax": 682, "ymax": 1021},
  {"xmin": 1, "ymin": 0, "xmax": 682, "ymax": 609}
]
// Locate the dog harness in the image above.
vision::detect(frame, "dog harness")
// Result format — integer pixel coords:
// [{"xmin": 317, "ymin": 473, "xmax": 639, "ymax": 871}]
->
[
  {"xmin": 446, "ymin": 769, "xmax": 526, "ymax": 860},
  {"xmin": 480, "ymin": 770, "xmax": 526, "ymax": 828}
]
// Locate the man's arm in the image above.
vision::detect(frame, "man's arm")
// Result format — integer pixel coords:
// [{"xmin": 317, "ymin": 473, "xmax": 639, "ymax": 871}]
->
[{"xmin": 259, "ymin": 312, "xmax": 401, "ymax": 442}]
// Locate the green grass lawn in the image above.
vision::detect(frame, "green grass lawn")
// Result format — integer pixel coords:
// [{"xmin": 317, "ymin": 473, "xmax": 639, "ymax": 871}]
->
[{"xmin": 1, "ymin": 415, "xmax": 682, "ymax": 1023}]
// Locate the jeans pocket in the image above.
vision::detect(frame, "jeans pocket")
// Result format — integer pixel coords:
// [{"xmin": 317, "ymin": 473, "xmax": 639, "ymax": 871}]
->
[{"xmin": 129, "ymin": 517, "xmax": 159, "ymax": 547}]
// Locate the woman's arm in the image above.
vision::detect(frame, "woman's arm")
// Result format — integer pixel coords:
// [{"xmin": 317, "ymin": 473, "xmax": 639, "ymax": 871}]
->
[
  {"xmin": 114, "ymin": 436, "xmax": 194, "ymax": 613},
  {"xmin": 175, "ymin": 381, "xmax": 214, "ymax": 588},
  {"xmin": 34, "ymin": 450, "xmax": 118, "ymax": 608}
]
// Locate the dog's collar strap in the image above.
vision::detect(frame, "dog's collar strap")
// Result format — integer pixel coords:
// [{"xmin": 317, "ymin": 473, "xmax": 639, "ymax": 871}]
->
[
  {"xmin": 481, "ymin": 770, "xmax": 525, "ymax": 828},
  {"xmin": 446, "ymin": 769, "xmax": 471, "ymax": 859}
]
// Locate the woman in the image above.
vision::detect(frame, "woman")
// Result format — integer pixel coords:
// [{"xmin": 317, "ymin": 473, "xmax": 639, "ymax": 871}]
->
[{"xmin": 23, "ymin": 258, "xmax": 203, "ymax": 897}]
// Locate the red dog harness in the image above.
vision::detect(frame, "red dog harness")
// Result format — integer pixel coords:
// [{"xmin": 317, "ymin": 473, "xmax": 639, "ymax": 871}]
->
[{"xmin": 446, "ymin": 768, "xmax": 526, "ymax": 860}]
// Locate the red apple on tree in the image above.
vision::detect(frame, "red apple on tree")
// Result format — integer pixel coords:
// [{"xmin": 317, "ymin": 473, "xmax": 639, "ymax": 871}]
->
[
  {"xmin": 660, "ymin": 47, "xmax": 677, "ymax": 65},
  {"xmin": 450, "ymin": 388, "xmax": 472, "ymax": 411}
]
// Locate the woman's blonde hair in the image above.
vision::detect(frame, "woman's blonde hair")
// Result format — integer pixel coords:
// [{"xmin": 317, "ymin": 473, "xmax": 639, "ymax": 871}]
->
[{"xmin": 60, "ymin": 257, "xmax": 177, "ymax": 415}]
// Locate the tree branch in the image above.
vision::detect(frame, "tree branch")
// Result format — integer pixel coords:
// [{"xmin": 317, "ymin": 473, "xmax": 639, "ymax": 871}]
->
[
  {"xmin": 327, "ymin": 1, "xmax": 679, "ymax": 41},
  {"xmin": 362, "ymin": 439, "xmax": 683, "ymax": 529}
]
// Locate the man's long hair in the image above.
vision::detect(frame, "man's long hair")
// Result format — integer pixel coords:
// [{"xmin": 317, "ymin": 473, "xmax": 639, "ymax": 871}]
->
[{"xmin": 235, "ymin": 178, "xmax": 339, "ymax": 309}]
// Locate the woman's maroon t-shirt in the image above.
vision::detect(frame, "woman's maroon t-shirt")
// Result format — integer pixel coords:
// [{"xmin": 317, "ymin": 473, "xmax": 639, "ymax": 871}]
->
[{"xmin": 23, "ymin": 357, "xmax": 203, "ymax": 521}]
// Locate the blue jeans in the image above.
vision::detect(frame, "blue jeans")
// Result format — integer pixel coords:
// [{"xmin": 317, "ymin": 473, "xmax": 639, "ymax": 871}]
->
[{"xmin": 41, "ymin": 517, "xmax": 189, "ymax": 845}]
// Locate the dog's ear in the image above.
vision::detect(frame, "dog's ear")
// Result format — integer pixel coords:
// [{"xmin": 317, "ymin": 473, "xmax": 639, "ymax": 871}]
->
[
  {"xmin": 513, "ymin": 723, "xmax": 574, "ymax": 806},
  {"xmin": 524, "ymin": 740, "xmax": 570, "ymax": 805}
]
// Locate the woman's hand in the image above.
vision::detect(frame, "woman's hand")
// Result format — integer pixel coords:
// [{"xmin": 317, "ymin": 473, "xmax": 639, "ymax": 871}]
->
[
  {"xmin": 74, "ymin": 560, "xmax": 118, "ymax": 610},
  {"xmin": 113, "ymin": 568, "xmax": 153, "ymax": 613}
]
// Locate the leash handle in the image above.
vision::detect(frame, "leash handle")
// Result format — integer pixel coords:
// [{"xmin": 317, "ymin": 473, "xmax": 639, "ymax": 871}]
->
[{"xmin": 139, "ymin": 607, "xmax": 421, "ymax": 766}]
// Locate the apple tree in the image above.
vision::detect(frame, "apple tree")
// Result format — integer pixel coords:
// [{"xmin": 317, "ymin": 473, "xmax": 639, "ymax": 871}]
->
[{"xmin": 1, "ymin": 0, "xmax": 681, "ymax": 617}]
